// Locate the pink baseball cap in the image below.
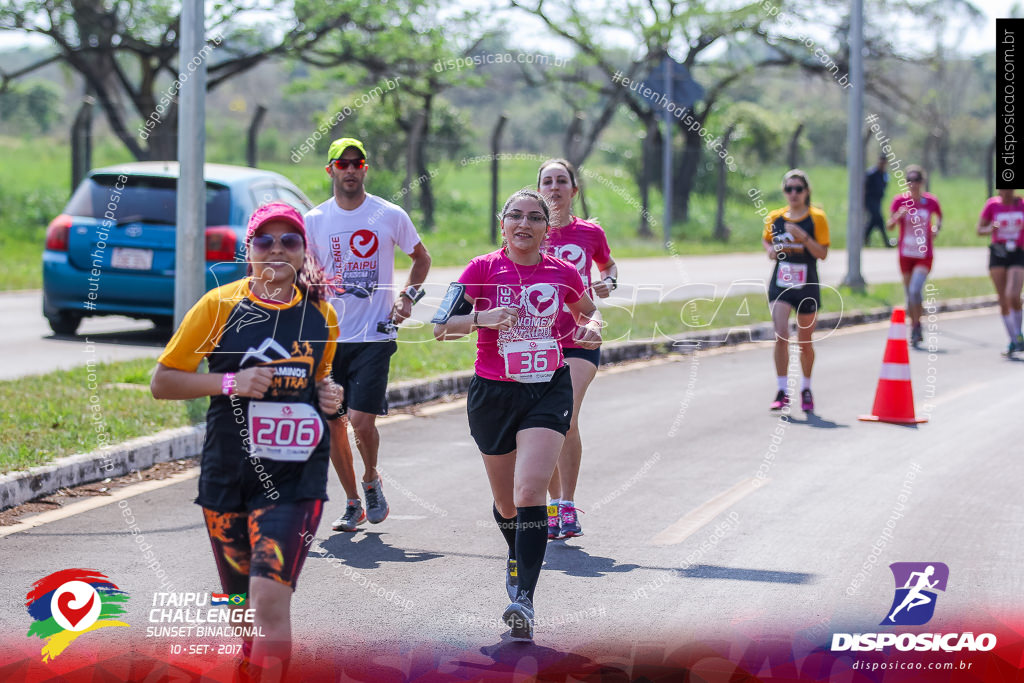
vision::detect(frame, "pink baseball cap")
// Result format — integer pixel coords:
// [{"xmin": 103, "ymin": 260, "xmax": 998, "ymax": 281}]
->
[{"xmin": 246, "ymin": 202, "xmax": 307, "ymax": 245}]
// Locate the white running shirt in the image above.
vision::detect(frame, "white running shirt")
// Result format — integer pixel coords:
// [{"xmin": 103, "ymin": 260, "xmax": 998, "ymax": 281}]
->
[{"xmin": 305, "ymin": 193, "xmax": 421, "ymax": 342}]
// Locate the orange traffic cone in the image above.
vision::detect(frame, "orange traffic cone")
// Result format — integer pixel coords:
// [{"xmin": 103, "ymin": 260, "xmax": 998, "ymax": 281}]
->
[{"xmin": 859, "ymin": 307, "xmax": 928, "ymax": 424}]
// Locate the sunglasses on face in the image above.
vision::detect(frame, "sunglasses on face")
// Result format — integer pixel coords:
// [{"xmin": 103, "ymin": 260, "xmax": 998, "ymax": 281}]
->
[
  {"xmin": 784, "ymin": 185, "xmax": 806, "ymax": 194},
  {"xmin": 250, "ymin": 232, "xmax": 305, "ymax": 252},
  {"xmin": 907, "ymin": 176, "xmax": 922, "ymax": 182},
  {"xmin": 329, "ymin": 158, "xmax": 366, "ymax": 171}
]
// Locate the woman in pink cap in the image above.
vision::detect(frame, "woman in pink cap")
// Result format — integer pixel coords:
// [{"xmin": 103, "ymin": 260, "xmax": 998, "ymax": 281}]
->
[{"xmin": 151, "ymin": 202, "xmax": 342, "ymax": 680}]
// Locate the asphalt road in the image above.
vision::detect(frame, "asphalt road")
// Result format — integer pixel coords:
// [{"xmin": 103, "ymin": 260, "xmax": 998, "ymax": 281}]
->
[
  {"xmin": 1, "ymin": 309, "xmax": 1018, "ymax": 678},
  {"xmin": 1, "ymin": 247, "xmax": 991, "ymax": 380}
]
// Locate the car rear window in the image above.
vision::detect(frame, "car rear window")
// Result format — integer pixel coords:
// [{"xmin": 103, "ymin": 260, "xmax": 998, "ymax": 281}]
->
[{"xmin": 65, "ymin": 174, "xmax": 232, "ymax": 226}]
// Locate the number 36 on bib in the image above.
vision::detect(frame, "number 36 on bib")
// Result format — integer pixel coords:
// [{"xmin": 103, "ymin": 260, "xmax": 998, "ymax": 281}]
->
[
  {"xmin": 503, "ymin": 339, "xmax": 562, "ymax": 383},
  {"xmin": 247, "ymin": 402, "xmax": 325, "ymax": 461}
]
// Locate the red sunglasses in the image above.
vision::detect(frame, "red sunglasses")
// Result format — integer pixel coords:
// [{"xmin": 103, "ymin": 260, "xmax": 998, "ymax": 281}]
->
[{"xmin": 328, "ymin": 158, "xmax": 366, "ymax": 171}]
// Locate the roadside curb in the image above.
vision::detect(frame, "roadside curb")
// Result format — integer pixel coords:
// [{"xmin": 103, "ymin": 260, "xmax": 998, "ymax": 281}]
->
[{"xmin": 0, "ymin": 295, "xmax": 996, "ymax": 511}]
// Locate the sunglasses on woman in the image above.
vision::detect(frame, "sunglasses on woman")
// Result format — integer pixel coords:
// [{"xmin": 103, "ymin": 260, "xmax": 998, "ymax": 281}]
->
[
  {"xmin": 250, "ymin": 233, "xmax": 305, "ymax": 252},
  {"xmin": 784, "ymin": 185, "xmax": 806, "ymax": 194},
  {"xmin": 329, "ymin": 158, "xmax": 366, "ymax": 170}
]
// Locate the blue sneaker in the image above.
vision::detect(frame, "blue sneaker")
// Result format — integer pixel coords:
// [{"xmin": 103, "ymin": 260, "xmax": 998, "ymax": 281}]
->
[{"xmin": 559, "ymin": 503, "xmax": 583, "ymax": 537}]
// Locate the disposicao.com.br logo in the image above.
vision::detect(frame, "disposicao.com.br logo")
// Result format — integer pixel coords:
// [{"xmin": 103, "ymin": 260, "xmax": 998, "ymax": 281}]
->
[
  {"xmin": 831, "ymin": 562, "xmax": 996, "ymax": 653},
  {"xmin": 25, "ymin": 568, "xmax": 129, "ymax": 662}
]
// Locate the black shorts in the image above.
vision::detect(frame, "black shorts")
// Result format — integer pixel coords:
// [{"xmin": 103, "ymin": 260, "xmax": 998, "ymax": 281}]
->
[
  {"xmin": 770, "ymin": 288, "xmax": 820, "ymax": 315},
  {"xmin": 563, "ymin": 346, "xmax": 601, "ymax": 368},
  {"xmin": 467, "ymin": 365, "xmax": 573, "ymax": 455},
  {"xmin": 989, "ymin": 243, "xmax": 1024, "ymax": 269},
  {"xmin": 331, "ymin": 341, "xmax": 397, "ymax": 415}
]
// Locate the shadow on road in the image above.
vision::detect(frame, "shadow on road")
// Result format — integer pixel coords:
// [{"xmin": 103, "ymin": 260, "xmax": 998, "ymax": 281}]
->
[
  {"xmin": 314, "ymin": 530, "xmax": 443, "ymax": 569},
  {"xmin": 542, "ymin": 543, "xmax": 643, "ymax": 578},
  {"xmin": 783, "ymin": 413, "xmax": 848, "ymax": 429},
  {"xmin": 466, "ymin": 639, "xmax": 603, "ymax": 678},
  {"xmin": 677, "ymin": 563, "xmax": 814, "ymax": 584}
]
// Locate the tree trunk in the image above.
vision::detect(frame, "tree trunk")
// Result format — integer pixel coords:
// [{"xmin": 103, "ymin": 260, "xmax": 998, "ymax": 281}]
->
[
  {"xmin": 145, "ymin": 100, "xmax": 179, "ymax": 160},
  {"xmin": 415, "ymin": 101, "xmax": 434, "ymax": 230},
  {"xmin": 714, "ymin": 124, "xmax": 736, "ymax": 242},
  {"xmin": 676, "ymin": 125, "xmax": 703, "ymax": 225},
  {"xmin": 491, "ymin": 114, "xmax": 508, "ymax": 244},
  {"xmin": 638, "ymin": 116, "xmax": 657, "ymax": 238},
  {"xmin": 71, "ymin": 96, "xmax": 95, "ymax": 189},
  {"xmin": 788, "ymin": 123, "xmax": 804, "ymax": 170},
  {"xmin": 986, "ymin": 135, "xmax": 995, "ymax": 199},
  {"xmin": 247, "ymin": 105, "xmax": 267, "ymax": 168}
]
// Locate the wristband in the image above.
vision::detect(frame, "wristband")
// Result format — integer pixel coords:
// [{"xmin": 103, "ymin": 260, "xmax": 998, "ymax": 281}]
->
[{"xmin": 221, "ymin": 372, "xmax": 236, "ymax": 396}]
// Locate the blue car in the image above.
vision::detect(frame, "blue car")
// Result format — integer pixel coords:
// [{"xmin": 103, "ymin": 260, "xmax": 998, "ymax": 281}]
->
[{"xmin": 42, "ymin": 162, "xmax": 313, "ymax": 335}]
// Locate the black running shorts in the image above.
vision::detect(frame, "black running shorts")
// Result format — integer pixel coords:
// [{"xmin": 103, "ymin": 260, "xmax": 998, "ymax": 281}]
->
[
  {"xmin": 989, "ymin": 243, "xmax": 1024, "ymax": 269},
  {"xmin": 467, "ymin": 365, "xmax": 573, "ymax": 455},
  {"xmin": 563, "ymin": 346, "xmax": 601, "ymax": 368},
  {"xmin": 331, "ymin": 340, "xmax": 397, "ymax": 415}
]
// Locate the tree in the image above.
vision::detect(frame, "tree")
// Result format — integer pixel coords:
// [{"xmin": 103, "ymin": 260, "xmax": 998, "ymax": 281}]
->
[
  {"xmin": 510, "ymin": 0, "xmax": 804, "ymax": 229},
  {"xmin": 294, "ymin": 0, "xmax": 485, "ymax": 229},
  {"xmin": 0, "ymin": 1, "xmax": 369, "ymax": 160}
]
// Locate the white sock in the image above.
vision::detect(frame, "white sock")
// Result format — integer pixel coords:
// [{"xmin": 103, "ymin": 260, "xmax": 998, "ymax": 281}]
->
[
  {"xmin": 1003, "ymin": 314, "xmax": 1016, "ymax": 340},
  {"xmin": 1013, "ymin": 309, "xmax": 1023, "ymax": 337},
  {"xmin": 801, "ymin": 377, "xmax": 811, "ymax": 391},
  {"xmin": 777, "ymin": 376, "xmax": 788, "ymax": 391},
  {"xmin": 549, "ymin": 498, "xmax": 560, "ymax": 508},
  {"xmin": 347, "ymin": 498, "xmax": 360, "ymax": 506}
]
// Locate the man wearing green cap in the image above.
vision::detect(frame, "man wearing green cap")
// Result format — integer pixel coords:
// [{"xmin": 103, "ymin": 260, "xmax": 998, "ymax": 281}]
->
[{"xmin": 305, "ymin": 137, "xmax": 432, "ymax": 532}]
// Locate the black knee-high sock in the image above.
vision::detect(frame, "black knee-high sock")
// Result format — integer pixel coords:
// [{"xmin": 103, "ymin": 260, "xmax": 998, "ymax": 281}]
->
[
  {"xmin": 514, "ymin": 505, "xmax": 548, "ymax": 601},
  {"xmin": 493, "ymin": 504, "xmax": 516, "ymax": 559}
]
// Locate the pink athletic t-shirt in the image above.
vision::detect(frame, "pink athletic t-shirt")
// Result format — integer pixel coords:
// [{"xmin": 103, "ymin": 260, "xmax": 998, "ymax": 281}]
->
[
  {"xmin": 459, "ymin": 249, "xmax": 586, "ymax": 381},
  {"xmin": 542, "ymin": 217, "xmax": 612, "ymax": 350},
  {"xmin": 980, "ymin": 196, "xmax": 1024, "ymax": 245},
  {"xmin": 890, "ymin": 192, "xmax": 942, "ymax": 260}
]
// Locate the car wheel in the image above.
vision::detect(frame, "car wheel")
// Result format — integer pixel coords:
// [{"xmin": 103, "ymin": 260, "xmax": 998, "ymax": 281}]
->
[{"xmin": 47, "ymin": 311, "xmax": 82, "ymax": 336}]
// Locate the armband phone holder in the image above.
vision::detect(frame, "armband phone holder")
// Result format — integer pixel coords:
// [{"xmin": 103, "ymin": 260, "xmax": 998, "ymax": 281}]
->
[{"xmin": 431, "ymin": 282, "xmax": 472, "ymax": 324}]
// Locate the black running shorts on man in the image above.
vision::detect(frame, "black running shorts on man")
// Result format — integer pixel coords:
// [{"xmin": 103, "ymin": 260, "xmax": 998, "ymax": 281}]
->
[
  {"xmin": 331, "ymin": 340, "xmax": 398, "ymax": 415},
  {"xmin": 467, "ymin": 365, "xmax": 573, "ymax": 455}
]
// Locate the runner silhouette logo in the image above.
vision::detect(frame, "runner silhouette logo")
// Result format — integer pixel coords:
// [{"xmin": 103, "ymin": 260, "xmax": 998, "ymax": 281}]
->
[{"xmin": 882, "ymin": 562, "xmax": 949, "ymax": 626}]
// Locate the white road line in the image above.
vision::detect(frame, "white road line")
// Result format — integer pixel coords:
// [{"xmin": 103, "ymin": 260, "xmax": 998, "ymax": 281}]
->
[
  {"xmin": 0, "ymin": 468, "xmax": 199, "ymax": 539},
  {"xmin": 651, "ymin": 477, "xmax": 764, "ymax": 546}
]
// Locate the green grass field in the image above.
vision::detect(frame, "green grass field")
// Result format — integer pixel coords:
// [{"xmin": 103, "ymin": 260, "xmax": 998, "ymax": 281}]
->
[
  {"xmin": 0, "ymin": 276, "xmax": 995, "ymax": 473},
  {"xmin": 0, "ymin": 135, "xmax": 992, "ymax": 291}
]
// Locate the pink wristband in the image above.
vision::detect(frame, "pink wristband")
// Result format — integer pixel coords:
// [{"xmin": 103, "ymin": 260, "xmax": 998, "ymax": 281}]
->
[{"xmin": 221, "ymin": 372, "xmax": 236, "ymax": 396}]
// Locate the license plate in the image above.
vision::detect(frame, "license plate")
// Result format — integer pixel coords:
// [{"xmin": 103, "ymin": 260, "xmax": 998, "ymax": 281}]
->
[{"xmin": 111, "ymin": 247, "xmax": 153, "ymax": 270}]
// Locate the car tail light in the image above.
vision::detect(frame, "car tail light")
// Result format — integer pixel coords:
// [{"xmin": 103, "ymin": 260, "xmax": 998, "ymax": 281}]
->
[
  {"xmin": 205, "ymin": 226, "xmax": 237, "ymax": 262},
  {"xmin": 45, "ymin": 214, "xmax": 73, "ymax": 251}
]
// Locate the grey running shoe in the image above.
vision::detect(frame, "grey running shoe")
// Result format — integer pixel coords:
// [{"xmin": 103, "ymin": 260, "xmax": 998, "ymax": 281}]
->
[
  {"xmin": 505, "ymin": 558, "xmax": 518, "ymax": 602},
  {"xmin": 362, "ymin": 477, "xmax": 389, "ymax": 524},
  {"xmin": 502, "ymin": 594, "xmax": 535, "ymax": 641},
  {"xmin": 331, "ymin": 500, "xmax": 366, "ymax": 532}
]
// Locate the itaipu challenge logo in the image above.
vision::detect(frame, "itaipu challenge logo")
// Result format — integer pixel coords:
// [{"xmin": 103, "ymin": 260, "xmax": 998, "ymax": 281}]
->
[
  {"xmin": 882, "ymin": 562, "xmax": 949, "ymax": 626},
  {"xmin": 25, "ymin": 569, "xmax": 130, "ymax": 661}
]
